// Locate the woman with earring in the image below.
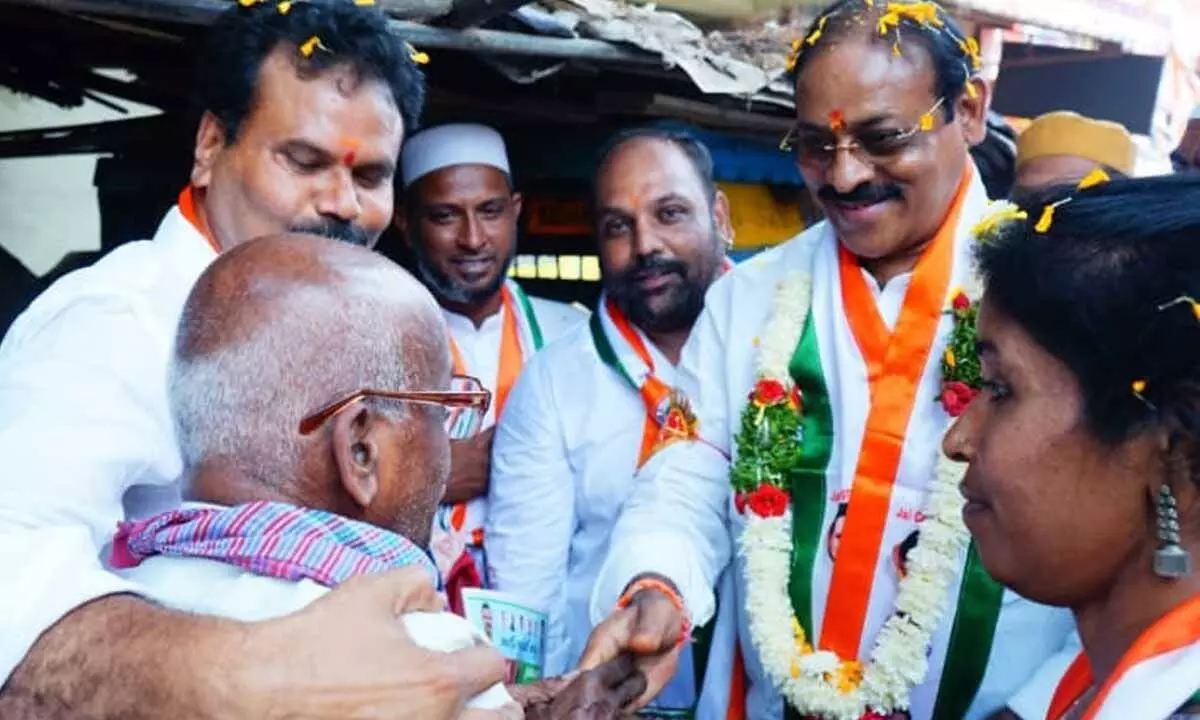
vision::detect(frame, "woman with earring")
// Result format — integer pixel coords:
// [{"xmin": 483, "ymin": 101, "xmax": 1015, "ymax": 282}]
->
[{"xmin": 943, "ymin": 173, "xmax": 1200, "ymax": 720}]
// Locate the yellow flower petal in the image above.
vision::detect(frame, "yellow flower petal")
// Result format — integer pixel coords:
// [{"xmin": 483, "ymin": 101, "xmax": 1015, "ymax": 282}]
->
[
  {"xmin": 1077, "ymin": 168, "xmax": 1110, "ymax": 189},
  {"xmin": 238, "ymin": 0, "xmax": 259, "ymax": 6},
  {"xmin": 354, "ymin": 0, "xmax": 376, "ymax": 4},
  {"xmin": 299, "ymin": 35, "xmax": 326, "ymax": 57},
  {"xmin": 1035, "ymin": 199, "xmax": 1070, "ymax": 234},
  {"xmin": 965, "ymin": 80, "xmax": 978, "ymax": 99},
  {"xmin": 1132, "ymin": 379, "xmax": 1147, "ymax": 395},
  {"xmin": 277, "ymin": 0, "xmax": 292, "ymax": 13},
  {"xmin": 407, "ymin": 43, "xmax": 429, "ymax": 64},
  {"xmin": 919, "ymin": 112, "xmax": 934, "ymax": 131},
  {"xmin": 805, "ymin": 15, "xmax": 828, "ymax": 46},
  {"xmin": 944, "ymin": 349, "xmax": 957, "ymax": 368}
]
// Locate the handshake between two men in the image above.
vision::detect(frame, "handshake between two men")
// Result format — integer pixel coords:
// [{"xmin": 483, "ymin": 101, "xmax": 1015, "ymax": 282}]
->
[{"xmin": 247, "ymin": 568, "xmax": 687, "ymax": 720}]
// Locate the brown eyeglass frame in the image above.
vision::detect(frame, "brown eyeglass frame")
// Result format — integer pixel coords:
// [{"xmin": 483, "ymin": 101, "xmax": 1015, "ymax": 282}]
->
[{"xmin": 298, "ymin": 375, "xmax": 492, "ymax": 435}]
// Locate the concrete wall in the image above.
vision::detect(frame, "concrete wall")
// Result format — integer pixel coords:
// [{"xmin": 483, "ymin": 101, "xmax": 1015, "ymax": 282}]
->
[{"xmin": 0, "ymin": 86, "xmax": 158, "ymax": 277}]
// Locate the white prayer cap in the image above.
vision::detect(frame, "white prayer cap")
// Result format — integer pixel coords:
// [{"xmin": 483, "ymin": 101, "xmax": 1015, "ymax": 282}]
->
[{"xmin": 401, "ymin": 123, "xmax": 511, "ymax": 186}]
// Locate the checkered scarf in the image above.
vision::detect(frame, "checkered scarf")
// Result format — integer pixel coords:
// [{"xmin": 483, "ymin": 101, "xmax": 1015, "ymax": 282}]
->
[{"xmin": 111, "ymin": 501, "xmax": 440, "ymax": 590}]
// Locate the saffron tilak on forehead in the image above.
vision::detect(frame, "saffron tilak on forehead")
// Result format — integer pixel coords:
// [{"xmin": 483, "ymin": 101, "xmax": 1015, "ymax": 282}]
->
[
  {"xmin": 341, "ymin": 137, "xmax": 360, "ymax": 166},
  {"xmin": 829, "ymin": 111, "xmax": 847, "ymax": 132}
]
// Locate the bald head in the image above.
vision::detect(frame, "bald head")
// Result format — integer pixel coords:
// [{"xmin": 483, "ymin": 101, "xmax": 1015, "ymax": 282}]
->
[{"xmin": 171, "ymin": 234, "xmax": 452, "ymax": 541}]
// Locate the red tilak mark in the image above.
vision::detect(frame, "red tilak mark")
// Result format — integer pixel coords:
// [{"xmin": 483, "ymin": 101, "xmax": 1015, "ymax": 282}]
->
[
  {"xmin": 829, "ymin": 110, "xmax": 846, "ymax": 132},
  {"xmin": 340, "ymin": 137, "xmax": 360, "ymax": 166}
]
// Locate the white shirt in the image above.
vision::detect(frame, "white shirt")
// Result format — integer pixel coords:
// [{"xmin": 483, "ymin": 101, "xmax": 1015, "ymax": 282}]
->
[
  {"xmin": 432, "ymin": 291, "xmax": 585, "ymax": 580},
  {"xmin": 115, "ymin": 502, "xmax": 512, "ymax": 710},
  {"xmin": 442, "ymin": 294, "xmax": 585, "ymax": 428},
  {"xmin": 0, "ymin": 206, "xmax": 214, "ymax": 682},
  {"xmin": 587, "ymin": 171, "xmax": 1079, "ymax": 720},
  {"xmin": 487, "ymin": 316, "xmax": 743, "ymax": 718}
]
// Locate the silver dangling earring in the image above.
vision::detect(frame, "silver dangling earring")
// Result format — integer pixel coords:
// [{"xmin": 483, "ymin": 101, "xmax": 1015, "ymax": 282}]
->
[{"xmin": 1155, "ymin": 484, "xmax": 1193, "ymax": 579}]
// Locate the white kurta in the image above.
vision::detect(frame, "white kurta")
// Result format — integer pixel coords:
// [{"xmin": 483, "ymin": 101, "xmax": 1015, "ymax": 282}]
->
[
  {"xmin": 589, "ymin": 169, "xmax": 1079, "ymax": 720},
  {"xmin": 433, "ymin": 290, "xmax": 585, "ymax": 581},
  {"xmin": 0, "ymin": 206, "xmax": 216, "ymax": 682},
  {"xmin": 487, "ymin": 317, "xmax": 742, "ymax": 718}
]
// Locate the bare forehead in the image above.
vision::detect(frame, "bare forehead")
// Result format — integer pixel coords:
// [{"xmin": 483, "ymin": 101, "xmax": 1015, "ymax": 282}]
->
[
  {"xmin": 596, "ymin": 138, "xmax": 705, "ymax": 203},
  {"xmin": 415, "ymin": 164, "xmax": 511, "ymax": 205},
  {"xmin": 794, "ymin": 36, "xmax": 939, "ymax": 121},
  {"xmin": 247, "ymin": 49, "xmax": 402, "ymax": 145}
]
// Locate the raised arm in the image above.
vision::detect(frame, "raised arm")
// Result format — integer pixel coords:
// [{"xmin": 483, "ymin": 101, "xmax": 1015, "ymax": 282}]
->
[{"xmin": 486, "ymin": 355, "xmax": 576, "ymax": 676}]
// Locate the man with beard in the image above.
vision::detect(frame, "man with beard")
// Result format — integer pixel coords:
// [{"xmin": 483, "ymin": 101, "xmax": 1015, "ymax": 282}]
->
[
  {"xmin": 486, "ymin": 128, "xmax": 744, "ymax": 719},
  {"xmin": 577, "ymin": 3, "xmax": 1079, "ymax": 719},
  {"xmin": 0, "ymin": 3, "xmax": 460, "ymax": 717},
  {"xmin": 397, "ymin": 123, "xmax": 585, "ymax": 608}
]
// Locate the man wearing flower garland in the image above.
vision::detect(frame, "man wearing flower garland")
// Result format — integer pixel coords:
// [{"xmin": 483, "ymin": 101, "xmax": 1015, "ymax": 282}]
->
[
  {"xmin": 486, "ymin": 127, "xmax": 743, "ymax": 718},
  {"xmin": 578, "ymin": 2, "xmax": 1079, "ymax": 719}
]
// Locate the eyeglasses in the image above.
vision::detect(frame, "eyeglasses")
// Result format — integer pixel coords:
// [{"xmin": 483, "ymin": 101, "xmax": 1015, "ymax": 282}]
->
[
  {"xmin": 780, "ymin": 97, "xmax": 946, "ymax": 168},
  {"xmin": 299, "ymin": 374, "xmax": 492, "ymax": 441}
]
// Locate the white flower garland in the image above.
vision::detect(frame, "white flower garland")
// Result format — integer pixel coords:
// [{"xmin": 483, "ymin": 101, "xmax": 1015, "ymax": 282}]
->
[{"xmin": 737, "ymin": 273, "xmax": 973, "ymax": 720}]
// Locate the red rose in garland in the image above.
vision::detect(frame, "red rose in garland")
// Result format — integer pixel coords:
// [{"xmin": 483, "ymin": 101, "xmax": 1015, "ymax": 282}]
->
[
  {"xmin": 940, "ymin": 380, "xmax": 977, "ymax": 417},
  {"xmin": 751, "ymin": 378, "xmax": 788, "ymax": 406},
  {"xmin": 950, "ymin": 290, "xmax": 971, "ymax": 312},
  {"xmin": 746, "ymin": 485, "xmax": 790, "ymax": 518}
]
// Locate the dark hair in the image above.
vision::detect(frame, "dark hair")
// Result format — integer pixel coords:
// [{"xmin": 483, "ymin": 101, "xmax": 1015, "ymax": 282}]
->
[
  {"xmin": 196, "ymin": 0, "xmax": 425, "ymax": 143},
  {"xmin": 970, "ymin": 111, "xmax": 1017, "ymax": 200},
  {"xmin": 789, "ymin": 0, "xmax": 978, "ymax": 121},
  {"xmin": 593, "ymin": 127, "xmax": 717, "ymax": 203},
  {"xmin": 978, "ymin": 174, "xmax": 1200, "ymax": 471}
]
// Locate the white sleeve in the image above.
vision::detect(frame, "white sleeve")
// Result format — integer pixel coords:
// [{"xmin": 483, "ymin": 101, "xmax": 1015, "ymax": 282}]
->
[
  {"xmin": 486, "ymin": 355, "xmax": 576, "ymax": 676},
  {"xmin": 588, "ymin": 303, "xmax": 733, "ymax": 628},
  {"xmin": 0, "ymin": 294, "xmax": 178, "ymax": 683},
  {"xmin": 1006, "ymin": 631, "xmax": 1082, "ymax": 720}
]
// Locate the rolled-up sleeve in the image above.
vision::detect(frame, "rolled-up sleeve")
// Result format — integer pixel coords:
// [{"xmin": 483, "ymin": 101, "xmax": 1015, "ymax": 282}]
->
[
  {"xmin": 487, "ymin": 354, "xmax": 576, "ymax": 676},
  {"xmin": 588, "ymin": 302, "xmax": 734, "ymax": 629},
  {"xmin": 0, "ymin": 294, "xmax": 178, "ymax": 682}
]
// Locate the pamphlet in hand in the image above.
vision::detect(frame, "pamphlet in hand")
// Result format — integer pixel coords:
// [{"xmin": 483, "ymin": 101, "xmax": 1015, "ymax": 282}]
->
[{"xmin": 460, "ymin": 588, "xmax": 547, "ymax": 684}]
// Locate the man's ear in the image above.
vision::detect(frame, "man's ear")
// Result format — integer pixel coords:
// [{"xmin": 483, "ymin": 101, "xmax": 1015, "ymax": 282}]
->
[
  {"xmin": 331, "ymin": 404, "xmax": 380, "ymax": 510},
  {"xmin": 510, "ymin": 191, "xmax": 524, "ymax": 219},
  {"xmin": 958, "ymin": 77, "xmax": 992, "ymax": 147},
  {"xmin": 191, "ymin": 111, "xmax": 227, "ymax": 189},
  {"xmin": 712, "ymin": 189, "xmax": 734, "ymax": 249}
]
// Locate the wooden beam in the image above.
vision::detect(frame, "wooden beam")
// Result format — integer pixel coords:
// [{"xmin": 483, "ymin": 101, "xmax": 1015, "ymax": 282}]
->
[
  {"xmin": 0, "ymin": 0, "xmax": 663, "ymax": 66},
  {"xmin": 442, "ymin": 0, "xmax": 532, "ymax": 29},
  {"xmin": 0, "ymin": 0, "xmax": 449, "ymax": 22},
  {"xmin": 596, "ymin": 92, "xmax": 792, "ymax": 134}
]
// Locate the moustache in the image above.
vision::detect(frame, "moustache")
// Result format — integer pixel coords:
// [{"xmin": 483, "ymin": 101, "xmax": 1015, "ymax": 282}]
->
[
  {"xmin": 818, "ymin": 183, "xmax": 903, "ymax": 206},
  {"xmin": 623, "ymin": 255, "xmax": 687, "ymax": 283},
  {"xmin": 289, "ymin": 218, "xmax": 371, "ymax": 247}
]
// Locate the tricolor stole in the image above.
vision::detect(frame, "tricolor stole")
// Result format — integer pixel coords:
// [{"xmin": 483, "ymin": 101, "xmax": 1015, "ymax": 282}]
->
[
  {"xmin": 780, "ymin": 201, "xmax": 1004, "ymax": 717},
  {"xmin": 445, "ymin": 280, "xmax": 544, "ymax": 541},
  {"xmin": 589, "ymin": 296, "xmax": 699, "ymax": 468}
]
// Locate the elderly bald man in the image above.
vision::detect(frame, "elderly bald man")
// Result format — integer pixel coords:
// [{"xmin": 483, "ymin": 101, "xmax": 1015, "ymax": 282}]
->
[{"xmin": 112, "ymin": 234, "xmax": 645, "ymax": 719}]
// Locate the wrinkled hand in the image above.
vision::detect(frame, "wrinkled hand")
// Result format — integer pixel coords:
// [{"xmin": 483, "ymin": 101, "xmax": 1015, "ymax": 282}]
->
[
  {"xmin": 236, "ymin": 567, "xmax": 507, "ymax": 720},
  {"xmin": 577, "ymin": 584, "xmax": 683, "ymax": 710},
  {"xmin": 445, "ymin": 427, "xmax": 495, "ymax": 504},
  {"xmin": 521, "ymin": 655, "xmax": 647, "ymax": 720}
]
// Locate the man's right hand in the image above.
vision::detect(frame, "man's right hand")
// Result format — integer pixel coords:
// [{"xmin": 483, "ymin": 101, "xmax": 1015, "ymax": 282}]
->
[
  {"xmin": 232, "ymin": 567, "xmax": 507, "ymax": 720},
  {"xmin": 444, "ymin": 427, "xmax": 495, "ymax": 504},
  {"xmin": 576, "ymin": 580, "xmax": 684, "ymax": 711}
]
